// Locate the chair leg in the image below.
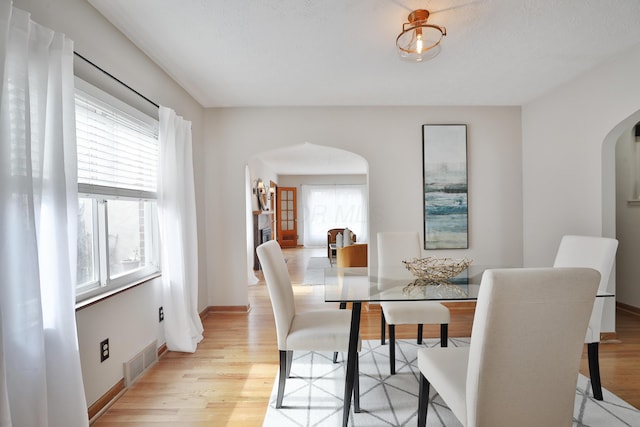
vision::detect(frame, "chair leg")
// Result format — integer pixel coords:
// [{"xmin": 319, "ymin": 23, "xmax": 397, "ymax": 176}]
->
[
  {"xmin": 441, "ymin": 324, "xmax": 448, "ymax": 347},
  {"xmin": 285, "ymin": 350, "xmax": 293, "ymax": 378},
  {"xmin": 381, "ymin": 311, "xmax": 386, "ymax": 345},
  {"xmin": 418, "ymin": 373, "xmax": 430, "ymax": 427},
  {"xmin": 277, "ymin": 350, "xmax": 287, "ymax": 408},
  {"xmin": 334, "ymin": 303, "xmax": 347, "ymax": 363},
  {"xmin": 588, "ymin": 342, "xmax": 603, "ymax": 400},
  {"xmin": 389, "ymin": 324, "xmax": 396, "ymax": 374},
  {"xmin": 417, "ymin": 324, "xmax": 423, "ymax": 344}
]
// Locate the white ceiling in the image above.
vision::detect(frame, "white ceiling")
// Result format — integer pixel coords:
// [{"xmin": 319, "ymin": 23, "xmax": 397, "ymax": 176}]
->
[
  {"xmin": 87, "ymin": 0, "xmax": 640, "ymax": 174},
  {"xmin": 89, "ymin": 0, "xmax": 640, "ymax": 108}
]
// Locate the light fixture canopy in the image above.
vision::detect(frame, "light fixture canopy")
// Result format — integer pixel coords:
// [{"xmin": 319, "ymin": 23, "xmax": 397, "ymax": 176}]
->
[{"xmin": 396, "ymin": 9, "xmax": 446, "ymax": 62}]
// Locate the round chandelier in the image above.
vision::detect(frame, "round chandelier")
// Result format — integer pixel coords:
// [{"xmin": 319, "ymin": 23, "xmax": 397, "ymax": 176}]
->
[{"xmin": 396, "ymin": 9, "xmax": 446, "ymax": 62}]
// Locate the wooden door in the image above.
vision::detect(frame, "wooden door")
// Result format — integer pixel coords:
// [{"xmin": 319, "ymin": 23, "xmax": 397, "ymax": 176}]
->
[{"xmin": 277, "ymin": 187, "xmax": 297, "ymax": 247}]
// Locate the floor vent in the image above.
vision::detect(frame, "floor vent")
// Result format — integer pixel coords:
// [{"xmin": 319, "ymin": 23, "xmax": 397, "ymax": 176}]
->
[{"xmin": 123, "ymin": 340, "xmax": 158, "ymax": 387}]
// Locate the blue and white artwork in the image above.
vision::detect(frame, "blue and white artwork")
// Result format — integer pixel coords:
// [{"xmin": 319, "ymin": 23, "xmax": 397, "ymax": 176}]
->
[{"xmin": 423, "ymin": 125, "xmax": 468, "ymax": 249}]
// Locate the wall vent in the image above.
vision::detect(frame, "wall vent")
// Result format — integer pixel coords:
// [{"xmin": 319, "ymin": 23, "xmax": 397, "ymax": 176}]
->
[{"xmin": 123, "ymin": 340, "xmax": 158, "ymax": 387}]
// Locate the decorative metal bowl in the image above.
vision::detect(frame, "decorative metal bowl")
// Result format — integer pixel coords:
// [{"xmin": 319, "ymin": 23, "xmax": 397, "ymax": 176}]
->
[
  {"xmin": 403, "ymin": 282, "xmax": 470, "ymax": 298},
  {"xmin": 402, "ymin": 257, "xmax": 473, "ymax": 285}
]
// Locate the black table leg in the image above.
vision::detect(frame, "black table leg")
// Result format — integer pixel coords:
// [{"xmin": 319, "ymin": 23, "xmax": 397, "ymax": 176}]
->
[
  {"xmin": 342, "ymin": 301, "xmax": 361, "ymax": 427},
  {"xmin": 334, "ymin": 302, "xmax": 347, "ymax": 363}
]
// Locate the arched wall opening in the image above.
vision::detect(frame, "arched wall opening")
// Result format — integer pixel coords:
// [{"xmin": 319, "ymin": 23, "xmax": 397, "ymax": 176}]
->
[
  {"xmin": 604, "ymin": 108, "xmax": 640, "ymax": 310},
  {"xmin": 245, "ymin": 142, "xmax": 369, "ymax": 284}
]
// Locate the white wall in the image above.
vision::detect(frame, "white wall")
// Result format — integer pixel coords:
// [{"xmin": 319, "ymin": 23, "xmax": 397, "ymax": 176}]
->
[
  {"xmin": 75, "ymin": 280, "xmax": 163, "ymax": 404},
  {"xmin": 204, "ymin": 106, "xmax": 523, "ymax": 308},
  {"xmin": 522, "ymin": 42, "xmax": 640, "ymax": 331},
  {"xmin": 15, "ymin": 0, "xmax": 208, "ymax": 407}
]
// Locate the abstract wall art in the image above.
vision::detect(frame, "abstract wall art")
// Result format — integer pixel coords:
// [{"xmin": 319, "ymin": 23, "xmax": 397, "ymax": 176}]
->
[{"xmin": 422, "ymin": 124, "xmax": 468, "ymax": 249}]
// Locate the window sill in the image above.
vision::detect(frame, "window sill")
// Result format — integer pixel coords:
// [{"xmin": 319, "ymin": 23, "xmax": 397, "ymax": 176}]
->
[{"xmin": 75, "ymin": 272, "xmax": 162, "ymax": 311}]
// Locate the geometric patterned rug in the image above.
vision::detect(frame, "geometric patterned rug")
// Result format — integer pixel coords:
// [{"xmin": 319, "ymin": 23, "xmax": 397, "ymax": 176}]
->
[{"xmin": 263, "ymin": 338, "xmax": 640, "ymax": 426}]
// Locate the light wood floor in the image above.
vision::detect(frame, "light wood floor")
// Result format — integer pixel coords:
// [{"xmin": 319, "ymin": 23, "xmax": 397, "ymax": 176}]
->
[{"xmin": 92, "ymin": 247, "xmax": 640, "ymax": 426}]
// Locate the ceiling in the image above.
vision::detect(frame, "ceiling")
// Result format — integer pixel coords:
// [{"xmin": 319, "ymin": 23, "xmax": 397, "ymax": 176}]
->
[
  {"xmin": 88, "ymin": 0, "xmax": 640, "ymax": 108},
  {"xmin": 86, "ymin": 0, "xmax": 640, "ymax": 175}
]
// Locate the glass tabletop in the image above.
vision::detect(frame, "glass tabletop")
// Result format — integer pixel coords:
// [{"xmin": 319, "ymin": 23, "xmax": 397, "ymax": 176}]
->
[{"xmin": 323, "ymin": 266, "xmax": 615, "ymax": 303}]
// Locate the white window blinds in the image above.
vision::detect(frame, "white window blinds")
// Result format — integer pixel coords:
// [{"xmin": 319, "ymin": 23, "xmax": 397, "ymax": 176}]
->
[{"xmin": 75, "ymin": 85, "xmax": 158, "ymax": 197}]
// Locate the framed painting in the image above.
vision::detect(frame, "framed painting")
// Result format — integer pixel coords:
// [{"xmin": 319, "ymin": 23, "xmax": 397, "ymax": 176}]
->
[{"xmin": 422, "ymin": 124, "xmax": 468, "ymax": 249}]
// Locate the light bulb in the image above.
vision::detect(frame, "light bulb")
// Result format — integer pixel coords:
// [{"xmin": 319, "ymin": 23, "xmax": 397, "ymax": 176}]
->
[{"xmin": 416, "ymin": 33, "xmax": 423, "ymax": 54}]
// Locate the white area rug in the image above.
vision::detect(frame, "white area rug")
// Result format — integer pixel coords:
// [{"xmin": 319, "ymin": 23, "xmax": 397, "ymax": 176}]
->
[
  {"xmin": 263, "ymin": 338, "xmax": 640, "ymax": 426},
  {"xmin": 302, "ymin": 257, "xmax": 331, "ymax": 285}
]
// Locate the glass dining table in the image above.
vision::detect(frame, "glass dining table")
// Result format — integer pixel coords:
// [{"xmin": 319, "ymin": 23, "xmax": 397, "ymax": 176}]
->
[{"xmin": 322, "ymin": 265, "xmax": 614, "ymax": 427}]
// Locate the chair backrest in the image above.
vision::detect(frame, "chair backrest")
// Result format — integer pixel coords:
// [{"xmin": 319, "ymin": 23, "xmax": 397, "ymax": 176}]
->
[
  {"xmin": 256, "ymin": 240, "xmax": 295, "ymax": 350},
  {"xmin": 377, "ymin": 232, "xmax": 421, "ymax": 278},
  {"xmin": 328, "ymin": 228, "xmax": 356, "ymax": 258},
  {"xmin": 466, "ymin": 267, "xmax": 600, "ymax": 427},
  {"xmin": 553, "ymin": 235, "xmax": 618, "ymax": 343},
  {"xmin": 328, "ymin": 228, "xmax": 356, "ymax": 244},
  {"xmin": 337, "ymin": 243, "xmax": 368, "ymax": 267}
]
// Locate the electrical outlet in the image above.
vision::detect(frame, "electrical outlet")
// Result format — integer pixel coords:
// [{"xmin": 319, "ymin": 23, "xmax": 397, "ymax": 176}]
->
[
  {"xmin": 159, "ymin": 306, "xmax": 164, "ymax": 322},
  {"xmin": 100, "ymin": 338, "xmax": 109, "ymax": 362}
]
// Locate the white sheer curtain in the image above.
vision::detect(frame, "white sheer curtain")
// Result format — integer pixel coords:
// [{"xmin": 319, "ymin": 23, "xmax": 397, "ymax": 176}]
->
[
  {"xmin": 301, "ymin": 184, "xmax": 368, "ymax": 246},
  {"xmin": 0, "ymin": 4, "xmax": 88, "ymax": 427},
  {"xmin": 158, "ymin": 106, "xmax": 203, "ymax": 353}
]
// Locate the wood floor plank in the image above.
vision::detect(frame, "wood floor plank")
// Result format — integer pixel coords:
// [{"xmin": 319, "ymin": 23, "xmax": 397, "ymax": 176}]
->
[{"xmin": 92, "ymin": 247, "xmax": 640, "ymax": 426}]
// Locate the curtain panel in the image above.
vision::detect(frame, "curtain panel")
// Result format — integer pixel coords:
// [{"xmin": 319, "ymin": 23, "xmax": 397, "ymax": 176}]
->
[
  {"xmin": 301, "ymin": 184, "xmax": 368, "ymax": 247},
  {"xmin": 0, "ymin": 4, "xmax": 88, "ymax": 427},
  {"xmin": 158, "ymin": 106, "xmax": 203, "ymax": 353}
]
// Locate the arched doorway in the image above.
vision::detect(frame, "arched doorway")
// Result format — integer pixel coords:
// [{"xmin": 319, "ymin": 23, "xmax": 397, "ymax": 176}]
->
[
  {"xmin": 605, "ymin": 109, "xmax": 640, "ymax": 310},
  {"xmin": 245, "ymin": 142, "xmax": 369, "ymax": 282}
]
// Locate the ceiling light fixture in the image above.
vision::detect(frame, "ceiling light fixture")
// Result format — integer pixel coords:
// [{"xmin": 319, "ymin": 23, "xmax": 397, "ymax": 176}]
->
[{"xmin": 396, "ymin": 9, "xmax": 446, "ymax": 62}]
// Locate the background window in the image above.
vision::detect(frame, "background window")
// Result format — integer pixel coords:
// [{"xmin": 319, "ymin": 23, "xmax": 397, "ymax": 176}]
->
[{"xmin": 301, "ymin": 184, "xmax": 368, "ymax": 247}]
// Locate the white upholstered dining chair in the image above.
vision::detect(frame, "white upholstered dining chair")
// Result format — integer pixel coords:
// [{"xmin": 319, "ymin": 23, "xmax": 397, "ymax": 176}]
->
[
  {"xmin": 553, "ymin": 234, "xmax": 618, "ymax": 400},
  {"xmin": 378, "ymin": 232, "xmax": 450, "ymax": 375},
  {"xmin": 417, "ymin": 267, "xmax": 600, "ymax": 427},
  {"xmin": 256, "ymin": 240, "xmax": 361, "ymax": 409}
]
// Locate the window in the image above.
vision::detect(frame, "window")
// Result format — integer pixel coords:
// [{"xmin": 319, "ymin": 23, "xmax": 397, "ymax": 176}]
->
[
  {"xmin": 301, "ymin": 184, "xmax": 368, "ymax": 246},
  {"xmin": 75, "ymin": 79, "xmax": 160, "ymax": 302}
]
